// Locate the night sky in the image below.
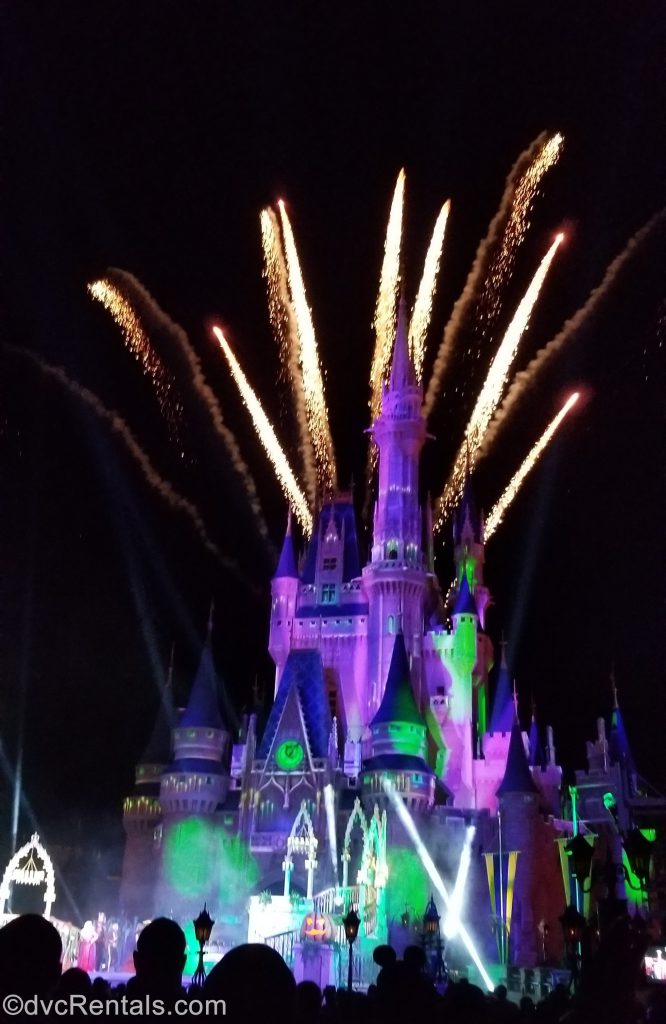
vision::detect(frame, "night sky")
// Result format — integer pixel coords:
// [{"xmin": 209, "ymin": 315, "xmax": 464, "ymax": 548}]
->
[{"xmin": 1, "ymin": 3, "xmax": 665, "ymax": 914}]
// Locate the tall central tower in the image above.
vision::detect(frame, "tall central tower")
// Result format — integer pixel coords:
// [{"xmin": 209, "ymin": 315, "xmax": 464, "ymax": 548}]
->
[{"xmin": 362, "ymin": 297, "xmax": 429, "ymax": 718}]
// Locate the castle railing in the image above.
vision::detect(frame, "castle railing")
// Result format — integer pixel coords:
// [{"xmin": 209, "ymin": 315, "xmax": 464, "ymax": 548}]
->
[{"xmin": 264, "ymin": 928, "xmax": 298, "ymax": 968}]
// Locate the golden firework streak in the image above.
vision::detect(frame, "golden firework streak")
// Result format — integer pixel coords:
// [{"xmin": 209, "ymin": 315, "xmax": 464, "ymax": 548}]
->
[
  {"xmin": 261, "ymin": 208, "xmax": 318, "ymax": 509},
  {"xmin": 424, "ymin": 132, "xmax": 563, "ymax": 417},
  {"xmin": 277, "ymin": 201, "xmax": 336, "ymax": 497},
  {"xmin": 435, "ymin": 233, "xmax": 564, "ymax": 530},
  {"xmin": 485, "ymin": 393, "xmax": 580, "ymax": 539},
  {"xmin": 370, "ymin": 168, "xmax": 405, "ymax": 422},
  {"xmin": 409, "ymin": 200, "xmax": 451, "ymax": 383},
  {"xmin": 212, "ymin": 326, "xmax": 313, "ymax": 536}
]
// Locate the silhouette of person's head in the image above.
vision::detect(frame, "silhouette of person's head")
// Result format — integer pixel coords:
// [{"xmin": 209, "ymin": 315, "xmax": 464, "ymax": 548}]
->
[
  {"xmin": 133, "ymin": 918, "xmax": 186, "ymax": 996},
  {"xmin": 296, "ymin": 979, "xmax": 321, "ymax": 1020},
  {"xmin": 56, "ymin": 967, "xmax": 92, "ymax": 999},
  {"xmin": 0, "ymin": 914, "xmax": 62, "ymax": 998},
  {"xmin": 204, "ymin": 944, "xmax": 295, "ymax": 1022},
  {"xmin": 403, "ymin": 945, "xmax": 427, "ymax": 971},
  {"xmin": 373, "ymin": 944, "xmax": 397, "ymax": 968}
]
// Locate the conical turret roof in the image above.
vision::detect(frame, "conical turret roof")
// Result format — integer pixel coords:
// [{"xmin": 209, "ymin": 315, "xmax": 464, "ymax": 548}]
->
[
  {"xmin": 489, "ymin": 642, "xmax": 514, "ymax": 734},
  {"xmin": 389, "ymin": 293, "xmax": 415, "ymax": 391},
  {"xmin": 372, "ymin": 632, "xmax": 424, "ymax": 727},
  {"xmin": 273, "ymin": 508, "xmax": 298, "ymax": 579},
  {"xmin": 496, "ymin": 718, "xmax": 539, "ymax": 797},
  {"xmin": 452, "ymin": 572, "xmax": 478, "ymax": 617},
  {"xmin": 180, "ymin": 610, "xmax": 225, "ymax": 731}
]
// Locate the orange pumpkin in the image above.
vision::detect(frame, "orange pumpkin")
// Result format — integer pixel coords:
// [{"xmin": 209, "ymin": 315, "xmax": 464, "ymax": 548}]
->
[{"xmin": 299, "ymin": 912, "xmax": 334, "ymax": 943}]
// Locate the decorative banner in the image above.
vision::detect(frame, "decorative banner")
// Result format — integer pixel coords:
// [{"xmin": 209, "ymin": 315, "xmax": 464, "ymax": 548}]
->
[{"xmin": 484, "ymin": 851, "xmax": 519, "ymax": 962}]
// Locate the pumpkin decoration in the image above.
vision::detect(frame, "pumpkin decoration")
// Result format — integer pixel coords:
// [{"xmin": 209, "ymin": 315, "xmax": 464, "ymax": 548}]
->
[{"xmin": 299, "ymin": 912, "xmax": 334, "ymax": 943}]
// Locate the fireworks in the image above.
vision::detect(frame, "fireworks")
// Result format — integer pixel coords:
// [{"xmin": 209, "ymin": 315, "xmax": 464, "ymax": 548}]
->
[
  {"xmin": 424, "ymin": 132, "xmax": 563, "ymax": 417},
  {"xmin": 212, "ymin": 326, "xmax": 313, "ymax": 536},
  {"xmin": 88, "ymin": 279, "xmax": 181, "ymax": 441},
  {"xmin": 277, "ymin": 200, "xmax": 337, "ymax": 498},
  {"xmin": 478, "ymin": 133, "xmax": 563, "ymax": 336},
  {"xmin": 409, "ymin": 200, "xmax": 451, "ymax": 383},
  {"xmin": 261, "ymin": 208, "xmax": 318, "ymax": 509},
  {"xmin": 370, "ymin": 168, "xmax": 405, "ymax": 422},
  {"xmin": 435, "ymin": 233, "xmax": 564, "ymax": 530},
  {"xmin": 479, "ymin": 207, "xmax": 666, "ymax": 458},
  {"xmin": 7, "ymin": 345, "xmax": 252, "ymax": 585},
  {"xmin": 485, "ymin": 393, "xmax": 580, "ymax": 539}
]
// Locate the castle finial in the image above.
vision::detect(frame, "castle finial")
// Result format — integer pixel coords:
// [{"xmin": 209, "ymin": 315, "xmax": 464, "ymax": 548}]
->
[
  {"xmin": 610, "ymin": 663, "xmax": 619, "ymax": 709},
  {"xmin": 389, "ymin": 290, "xmax": 414, "ymax": 390},
  {"xmin": 500, "ymin": 632, "xmax": 508, "ymax": 669},
  {"xmin": 166, "ymin": 641, "xmax": 175, "ymax": 692},
  {"xmin": 207, "ymin": 598, "xmax": 215, "ymax": 637},
  {"xmin": 512, "ymin": 679, "xmax": 519, "ymax": 720}
]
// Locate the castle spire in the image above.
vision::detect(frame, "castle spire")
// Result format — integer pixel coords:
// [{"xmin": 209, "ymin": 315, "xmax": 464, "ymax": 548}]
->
[
  {"xmin": 489, "ymin": 637, "xmax": 514, "ymax": 734},
  {"xmin": 496, "ymin": 718, "xmax": 539, "ymax": 797},
  {"xmin": 180, "ymin": 609, "xmax": 224, "ymax": 730},
  {"xmin": 371, "ymin": 630, "xmax": 425, "ymax": 729},
  {"xmin": 389, "ymin": 290, "xmax": 415, "ymax": 391},
  {"xmin": 273, "ymin": 507, "xmax": 298, "ymax": 579}
]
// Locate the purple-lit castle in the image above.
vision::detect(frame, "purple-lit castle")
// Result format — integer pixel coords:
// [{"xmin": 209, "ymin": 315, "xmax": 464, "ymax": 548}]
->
[{"xmin": 120, "ymin": 300, "xmax": 658, "ymax": 985}]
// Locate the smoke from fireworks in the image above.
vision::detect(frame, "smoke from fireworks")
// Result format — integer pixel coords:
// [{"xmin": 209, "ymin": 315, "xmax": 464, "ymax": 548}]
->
[
  {"xmin": 6, "ymin": 345, "xmax": 252, "ymax": 585},
  {"xmin": 424, "ymin": 132, "xmax": 563, "ymax": 416},
  {"xmin": 212, "ymin": 326, "xmax": 313, "ymax": 536},
  {"xmin": 261, "ymin": 208, "xmax": 318, "ymax": 509},
  {"xmin": 277, "ymin": 201, "xmax": 337, "ymax": 497},
  {"xmin": 409, "ymin": 200, "xmax": 451, "ymax": 383},
  {"xmin": 485, "ymin": 393, "xmax": 580, "ymax": 539},
  {"xmin": 370, "ymin": 168, "xmax": 406, "ymax": 422},
  {"xmin": 88, "ymin": 278, "xmax": 182, "ymax": 443},
  {"xmin": 435, "ymin": 233, "xmax": 564, "ymax": 529},
  {"xmin": 103, "ymin": 269, "xmax": 271, "ymax": 546},
  {"xmin": 479, "ymin": 208, "xmax": 666, "ymax": 457}
]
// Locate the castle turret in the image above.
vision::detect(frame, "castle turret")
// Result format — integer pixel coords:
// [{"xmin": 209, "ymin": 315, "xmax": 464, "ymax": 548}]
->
[
  {"xmin": 363, "ymin": 296, "xmax": 429, "ymax": 717},
  {"xmin": 496, "ymin": 718, "xmax": 540, "ymax": 965},
  {"xmin": 362, "ymin": 632, "xmax": 435, "ymax": 811},
  {"xmin": 269, "ymin": 509, "xmax": 299, "ymax": 692},
  {"xmin": 453, "ymin": 464, "xmax": 490, "ymax": 627},
  {"xmin": 160, "ymin": 610, "xmax": 230, "ymax": 815}
]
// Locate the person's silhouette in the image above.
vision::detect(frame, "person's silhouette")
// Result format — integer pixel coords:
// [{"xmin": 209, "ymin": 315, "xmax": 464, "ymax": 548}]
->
[
  {"xmin": 131, "ymin": 918, "xmax": 186, "ymax": 1006},
  {"xmin": 204, "ymin": 943, "xmax": 296, "ymax": 1022},
  {"xmin": 0, "ymin": 914, "xmax": 62, "ymax": 1012}
]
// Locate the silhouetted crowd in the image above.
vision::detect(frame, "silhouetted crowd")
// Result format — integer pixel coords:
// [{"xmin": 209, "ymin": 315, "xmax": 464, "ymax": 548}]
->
[{"xmin": 0, "ymin": 913, "xmax": 664, "ymax": 1022}]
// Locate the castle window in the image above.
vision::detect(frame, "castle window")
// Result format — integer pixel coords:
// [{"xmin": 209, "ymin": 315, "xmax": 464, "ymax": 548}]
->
[
  {"xmin": 387, "ymin": 614, "xmax": 396, "ymax": 634},
  {"xmin": 321, "ymin": 583, "xmax": 337, "ymax": 604},
  {"xmin": 323, "ymin": 557, "xmax": 337, "ymax": 571}
]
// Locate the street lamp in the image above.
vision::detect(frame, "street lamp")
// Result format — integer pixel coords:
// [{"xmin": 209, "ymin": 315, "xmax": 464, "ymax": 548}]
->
[
  {"xmin": 422, "ymin": 895, "xmax": 446, "ymax": 984},
  {"xmin": 559, "ymin": 904, "xmax": 585, "ymax": 991},
  {"xmin": 342, "ymin": 907, "xmax": 360, "ymax": 992},
  {"xmin": 565, "ymin": 834, "xmax": 595, "ymax": 892},
  {"xmin": 191, "ymin": 904, "xmax": 215, "ymax": 988}
]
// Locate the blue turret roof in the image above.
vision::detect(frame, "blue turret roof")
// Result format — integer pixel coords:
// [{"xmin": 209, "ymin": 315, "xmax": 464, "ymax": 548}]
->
[
  {"xmin": 452, "ymin": 573, "xmax": 478, "ymax": 617},
  {"xmin": 489, "ymin": 644, "xmax": 514, "ymax": 734},
  {"xmin": 180, "ymin": 615, "xmax": 225, "ymax": 731},
  {"xmin": 609, "ymin": 696, "xmax": 636, "ymax": 774},
  {"xmin": 301, "ymin": 498, "xmax": 361, "ymax": 585},
  {"xmin": 273, "ymin": 509, "xmax": 298, "ymax": 579},
  {"xmin": 372, "ymin": 632, "xmax": 424, "ymax": 727},
  {"xmin": 258, "ymin": 650, "xmax": 332, "ymax": 759},
  {"xmin": 496, "ymin": 718, "xmax": 539, "ymax": 797}
]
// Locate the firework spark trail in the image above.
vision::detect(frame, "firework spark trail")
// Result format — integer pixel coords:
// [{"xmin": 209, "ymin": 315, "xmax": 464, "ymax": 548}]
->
[
  {"xmin": 104, "ymin": 268, "xmax": 271, "ymax": 546},
  {"xmin": 370, "ymin": 168, "xmax": 406, "ymax": 422},
  {"xmin": 212, "ymin": 327, "xmax": 313, "ymax": 536},
  {"xmin": 424, "ymin": 132, "xmax": 564, "ymax": 417},
  {"xmin": 485, "ymin": 393, "xmax": 580, "ymax": 539},
  {"xmin": 435, "ymin": 233, "xmax": 564, "ymax": 530},
  {"xmin": 261, "ymin": 208, "xmax": 318, "ymax": 509},
  {"xmin": 409, "ymin": 200, "xmax": 451, "ymax": 383},
  {"xmin": 479, "ymin": 208, "xmax": 666, "ymax": 457},
  {"xmin": 88, "ymin": 278, "xmax": 183, "ymax": 443},
  {"xmin": 6, "ymin": 345, "xmax": 254, "ymax": 586},
  {"xmin": 277, "ymin": 201, "xmax": 337, "ymax": 497}
]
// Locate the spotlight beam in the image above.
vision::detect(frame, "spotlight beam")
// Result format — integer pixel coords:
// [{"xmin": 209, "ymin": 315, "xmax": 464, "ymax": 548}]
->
[
  {"xmin": 444, "ymin": 825, "xmax": 476, "ymax": 939},
  {"xmin": 383, "ymin": 780, "xmax": 493, "ymax": 991}
]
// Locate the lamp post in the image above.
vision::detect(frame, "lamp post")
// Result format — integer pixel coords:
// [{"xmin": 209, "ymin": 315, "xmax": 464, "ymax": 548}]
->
[
  {"xmin": 422, "ymin": 895, "xmax": 446, "ymax": 984},
  {"xmin": 559, "ymin": 905, "xmax": 585, "ymax": 991},
  {"xmin": 343, "ymin": 907, "xmax": 360, "ymax": 992},
  {"xmin": 191, "ymin": 904, "xmax": 215, "ymax": 988}
]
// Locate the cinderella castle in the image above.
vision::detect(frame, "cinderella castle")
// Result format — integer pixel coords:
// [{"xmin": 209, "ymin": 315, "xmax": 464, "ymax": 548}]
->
[{"xmin": 119, "ymin": 301, "xmax": 661, "ymax": 982}]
